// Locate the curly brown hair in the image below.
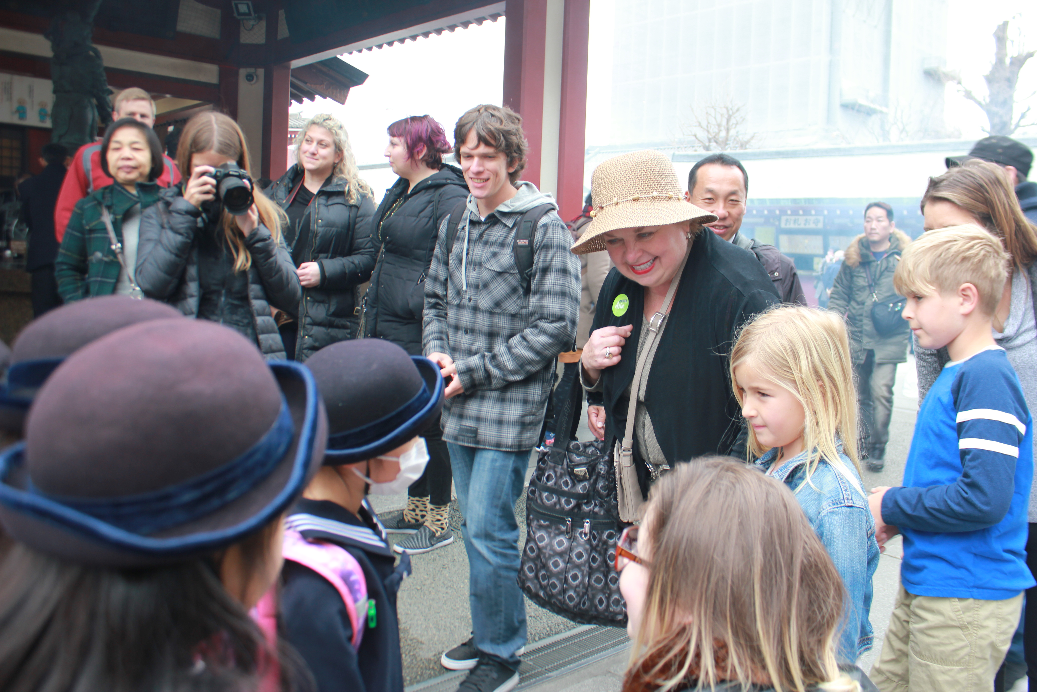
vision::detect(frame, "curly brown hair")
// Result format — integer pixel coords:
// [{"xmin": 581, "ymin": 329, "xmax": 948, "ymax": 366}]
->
[{"xmin": 453, "ymin": 104, "xmax": 528, "ymax": 184}]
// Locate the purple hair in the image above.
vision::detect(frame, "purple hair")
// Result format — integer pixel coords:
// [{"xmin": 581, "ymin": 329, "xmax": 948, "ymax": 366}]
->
[{"xmin": 387, "ymin": 115, "xmax": 452, "ymax": 169}]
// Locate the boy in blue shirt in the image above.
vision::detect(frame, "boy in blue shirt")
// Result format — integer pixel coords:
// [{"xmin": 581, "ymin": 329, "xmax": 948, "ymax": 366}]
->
[{"xmin": 869, "ymin": 225, "xmax": 1035, "ymax": 691}]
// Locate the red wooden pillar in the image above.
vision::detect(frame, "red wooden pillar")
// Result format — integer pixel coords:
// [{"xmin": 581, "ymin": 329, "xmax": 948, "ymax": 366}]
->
[
  {"xmin": 503, "ymin": 0, "xmax": 546, "ymax": 187},
  {"xmin": 261, "ymin": 63, "xmax": 290, "ymax": 181},
  {"xmin": 557, "ymin": 0, "xmax": 589, "ymax": 221}
]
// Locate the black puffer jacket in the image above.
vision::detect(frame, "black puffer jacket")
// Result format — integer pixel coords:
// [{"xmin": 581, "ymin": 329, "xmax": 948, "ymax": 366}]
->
[
  {"xmin": 136, "ymin": 187, "xmax": 301, "ymax": 360},
  {"xmin": 362, "ymin": 165, "xmax": 469, "ymax": 355},
  {"xmin": 268, "ymin": 166, "xmax": 377, "ymax": 361}
]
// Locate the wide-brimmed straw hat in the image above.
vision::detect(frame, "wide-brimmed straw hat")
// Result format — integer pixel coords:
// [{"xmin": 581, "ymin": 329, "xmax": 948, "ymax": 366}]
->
[
  {"xmin": 305, "ymin": 339, "xmax": 443, "ymax": 465},
  {"xmin": 0, "ymin": 296, "xmax": 184, "ymax": 434},
  {"xmin": 571, "ymin": 150, "xmax": 717, "ymax": 255},
  {"xmin": 0, "ymin": 319, "xmax": 328, "ymax": 567}
]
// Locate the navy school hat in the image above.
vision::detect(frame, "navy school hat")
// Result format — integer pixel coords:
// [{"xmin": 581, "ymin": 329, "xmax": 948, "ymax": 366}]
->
[
  {"xmin": 304, "ymin": 339, "xmax": 444, "ymax": 465},
  {"xmin": 0, "ymin": 319, "xmax": 328, "ymax": 567},
  {"xmin": 0, "ymin": 296, "xmax": 184, "ymax": 434}
]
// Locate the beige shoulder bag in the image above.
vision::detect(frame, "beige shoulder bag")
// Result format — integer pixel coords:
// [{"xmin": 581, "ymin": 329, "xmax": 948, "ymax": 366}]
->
[{"xmin": 614, "ymin": 244, "xmax": 691, "ymax": 522}]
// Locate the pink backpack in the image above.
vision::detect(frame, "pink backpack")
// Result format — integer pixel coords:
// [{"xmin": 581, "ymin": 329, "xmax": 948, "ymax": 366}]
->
[{"xmin": 252, "ymin": 530, "xmax": 369, "ymax": 691}]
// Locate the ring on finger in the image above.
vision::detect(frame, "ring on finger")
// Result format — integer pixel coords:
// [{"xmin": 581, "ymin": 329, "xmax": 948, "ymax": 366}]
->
[{"xmin": 604, "ymin": 347, "xmax": 612, "ymax": 359}]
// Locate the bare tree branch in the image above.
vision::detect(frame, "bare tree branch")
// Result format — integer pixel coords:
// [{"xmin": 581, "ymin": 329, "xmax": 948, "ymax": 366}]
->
[
  {"xmin": 680, "ymin": 96, "xmax": 757, "ymax": 152},
  {"xmin": 949, "ymin": 19, "xmax": 1036, "ymax": 135}
]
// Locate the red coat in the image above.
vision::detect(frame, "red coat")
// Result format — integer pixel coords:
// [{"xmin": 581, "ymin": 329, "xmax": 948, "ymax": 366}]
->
[{"xmin": 54, "ymin": 141, "xmax": 181, "ymax": 242}]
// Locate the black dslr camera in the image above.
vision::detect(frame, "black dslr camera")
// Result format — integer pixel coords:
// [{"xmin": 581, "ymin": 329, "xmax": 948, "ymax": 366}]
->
[{"xmin": 210, "ymin": 162, "xmax": 254, "ymax": 216}]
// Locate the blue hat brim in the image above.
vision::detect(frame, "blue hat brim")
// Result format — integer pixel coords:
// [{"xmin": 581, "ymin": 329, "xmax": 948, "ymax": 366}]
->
[
  {"xmin": 322, "ymin": 355, "xmax": 444, "ymax": 465},
  {"xmin": 0, "ymin": 361, "xmax": 327, "ymax": 567}
]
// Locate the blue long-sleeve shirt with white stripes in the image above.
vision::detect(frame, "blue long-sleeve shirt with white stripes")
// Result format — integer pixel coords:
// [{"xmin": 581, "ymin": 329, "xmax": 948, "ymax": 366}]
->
[{"xmin": 883, "ymin": 347, "xmax": 1035, "ymax": 599}]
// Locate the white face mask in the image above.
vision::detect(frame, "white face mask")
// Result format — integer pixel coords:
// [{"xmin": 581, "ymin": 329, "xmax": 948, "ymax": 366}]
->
[{"xmin": 351, "ymin": 438, "xmax": 429, "ymax": 495}]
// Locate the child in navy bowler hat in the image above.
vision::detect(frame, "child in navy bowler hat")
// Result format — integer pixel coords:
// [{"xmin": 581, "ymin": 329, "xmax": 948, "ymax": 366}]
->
[
  {"xmin": 277, "ymin": 338, "xmax": 444, "ymax": 692},
  {"xmin": 0, "ymin": 318, "xmax": 327, "ymax": 692}
]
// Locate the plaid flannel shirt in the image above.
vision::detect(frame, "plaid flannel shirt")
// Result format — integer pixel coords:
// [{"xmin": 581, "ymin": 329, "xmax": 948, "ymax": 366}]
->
[{"xmin": 423, "ymin": 187, "xmax": 580, "ymax": 452}]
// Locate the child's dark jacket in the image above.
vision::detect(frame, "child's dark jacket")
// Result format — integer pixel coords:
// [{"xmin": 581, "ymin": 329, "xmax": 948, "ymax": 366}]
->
[{"xmin": 281, "ymin": 498, "xmax": 411, "ymax": 692}]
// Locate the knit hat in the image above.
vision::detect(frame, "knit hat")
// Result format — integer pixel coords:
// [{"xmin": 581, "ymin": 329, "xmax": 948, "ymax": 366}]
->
[
  {"xmin": 304, "ymin": 339, "xmax": 443, "ymax": 465},
  {"xmin": 0, "ymin": 319, "xmax": 328, "ymax": 567},
  {"xmin": 571, "ymin": 150, "xmax": 717, "ymax": 255}
]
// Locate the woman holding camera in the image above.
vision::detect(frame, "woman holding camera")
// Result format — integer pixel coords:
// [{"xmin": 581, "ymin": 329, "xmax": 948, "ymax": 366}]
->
[
  {"xmin": 137, "ymin": 112, "xmax": 300, "ymax": 359},
  {"xmin": 267, "ymin": 114, "xmax": 376, "ymax": 361}
]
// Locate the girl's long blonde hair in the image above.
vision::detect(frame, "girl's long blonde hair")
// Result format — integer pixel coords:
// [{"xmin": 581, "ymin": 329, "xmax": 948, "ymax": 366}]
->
[
  {"xmin": 292, "ymin": 114, "xmax": 372, "ymax": 204},
  {"xmin": 177, "ymin": 112, "xmax": 287, "ymax": 273},
  {"xmin": 624, "ymin": 460, "xmax": 855, "ymax": 692},
  {"xmin": 729, "ymin": 305, "xmax": 860, "ymax": 477}
]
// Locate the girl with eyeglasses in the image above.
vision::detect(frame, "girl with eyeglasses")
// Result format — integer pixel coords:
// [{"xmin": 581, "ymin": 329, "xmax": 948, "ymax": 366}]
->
[{"xmin": 616, "ymin": 459, "xmax": 861, "ymax": 692}]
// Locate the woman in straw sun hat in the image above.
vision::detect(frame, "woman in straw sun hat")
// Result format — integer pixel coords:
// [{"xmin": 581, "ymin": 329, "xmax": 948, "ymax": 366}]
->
[{"xmin": 573, "ymin": 150, "xmax": 778, "ymax": 506}]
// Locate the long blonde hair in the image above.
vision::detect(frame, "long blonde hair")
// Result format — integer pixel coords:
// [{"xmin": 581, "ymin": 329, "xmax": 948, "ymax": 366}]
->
[
  {"xmin": 729, "ymin": 305, "xmax": 860, "ymax": 477},
  {"xmin": 624, "ymin": 460, "xmax": 854, "ymax": 692},
  {"xmin": 292, "ymin": 114, "xmax": 372, "ymax": 204},
  {"xmin": 177, "ymin": 112, "xmax": 287, "ymax": 273}
]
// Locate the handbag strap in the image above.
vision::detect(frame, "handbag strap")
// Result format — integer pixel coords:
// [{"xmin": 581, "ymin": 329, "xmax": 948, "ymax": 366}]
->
[
  {"xmin": 618, "ymin": 241, "xmax": 693, "ymax": 466},
  {"xmin": 100, "ymin": 206, "xmax": 141, "ymax": 295}
]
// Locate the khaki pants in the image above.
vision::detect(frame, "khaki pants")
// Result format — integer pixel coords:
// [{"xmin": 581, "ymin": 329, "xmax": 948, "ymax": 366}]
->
[{"xmin": 871, "ymin": 585, "xmax": 1022, "ymax": 691}]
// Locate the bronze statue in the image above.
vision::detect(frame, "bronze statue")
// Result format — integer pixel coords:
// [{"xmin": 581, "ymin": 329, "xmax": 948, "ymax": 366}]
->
[{"xmin": 46, "ymin": 0, "xmax": 112, "ymax": 151}]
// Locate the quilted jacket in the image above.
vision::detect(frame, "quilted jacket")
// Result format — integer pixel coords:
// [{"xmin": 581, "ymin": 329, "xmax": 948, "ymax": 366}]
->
[
  {"xmin": 267, "ymin": 166, "xmax": 377, "ymax": 361},
  {"xmin": 362, "ymin": 165, "xmax": 469, "ymax": 355},
  {"xmin": 135, "ymin": 186, "xmax": 300, "ymax": 360}
]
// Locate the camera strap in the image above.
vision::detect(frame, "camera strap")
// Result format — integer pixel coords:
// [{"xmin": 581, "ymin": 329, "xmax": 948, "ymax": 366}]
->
[{"xmin": 101, "ymin": 206, "xmax": 143, "ymax": 300}]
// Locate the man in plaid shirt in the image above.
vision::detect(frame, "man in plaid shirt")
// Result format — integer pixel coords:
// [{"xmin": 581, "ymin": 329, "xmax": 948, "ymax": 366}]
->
[{"xmin": 423, "ymin": 105, "xmax": 580, "ymax": 692}]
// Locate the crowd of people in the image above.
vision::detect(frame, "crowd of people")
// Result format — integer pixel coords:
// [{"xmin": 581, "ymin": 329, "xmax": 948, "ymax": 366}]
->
[{"xmin": 4, "ymin": 85, "xmax": 1037, "ymax": 692}]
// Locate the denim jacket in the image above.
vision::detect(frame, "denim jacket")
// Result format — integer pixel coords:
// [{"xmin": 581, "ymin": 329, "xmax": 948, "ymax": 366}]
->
[{"xmin": 755, "ymin": 446, "xmax": 879, "ymax": 661}]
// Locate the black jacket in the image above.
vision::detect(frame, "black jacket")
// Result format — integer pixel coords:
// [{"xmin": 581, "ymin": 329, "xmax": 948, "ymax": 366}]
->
[
  {"xmin": 281, "ymin": 499, "xmax": 411, "ymax": 692},
  {"xmin": 591, "ymin": 229, "xmax": 778, "ymax": 493},
  {"xmin": 268, "ymin": 166, "xmax": 377, "ymax": 361},
  {"xmin": 19, "ymin": 162, "xmax": 67, "ymax": 272},
  {"xmin": 136, "ymin": 187, "xmax": 300, "ymax": 360},
  {"xmin": 731, "ymin": 232, "xmax": 807, "ymax": 305},
  {"xmin": 362, "ymin": 166, "xmax": 469, "ymax": 355}
]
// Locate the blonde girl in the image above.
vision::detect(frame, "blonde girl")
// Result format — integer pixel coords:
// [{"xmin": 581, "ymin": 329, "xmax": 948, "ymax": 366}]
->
[
  {"xmin": 136, "ymin": 112, "xmax": 300, "ymax": 359},
  {"xmin": 730, "ymin": 305, "xmax": 879, "ymax": 662},
  {"xmin": 618, "ymin": 459, "xmax": 861, "ymax": 692}
]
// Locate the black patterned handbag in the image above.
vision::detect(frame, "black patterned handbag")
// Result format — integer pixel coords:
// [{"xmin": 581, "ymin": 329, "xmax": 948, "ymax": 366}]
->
[{"xmin": 518, "ymin": 371, "xmax": 627, "ymax": 627}]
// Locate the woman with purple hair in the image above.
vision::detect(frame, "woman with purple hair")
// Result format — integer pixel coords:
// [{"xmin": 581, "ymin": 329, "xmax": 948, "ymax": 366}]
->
[{"xmin": 363, "ymin": 115, "xmax": 469, "ymax": 554}]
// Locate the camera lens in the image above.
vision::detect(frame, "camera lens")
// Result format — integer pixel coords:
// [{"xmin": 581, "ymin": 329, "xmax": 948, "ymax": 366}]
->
[{"xmin": 218, "ymin": 178, "xmax": 253, "ymax": 215}]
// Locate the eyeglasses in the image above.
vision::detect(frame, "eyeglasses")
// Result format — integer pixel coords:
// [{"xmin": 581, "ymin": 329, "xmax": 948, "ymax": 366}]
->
[{"xmin": 614, "ymin": 525, "xmax": 647, "ymax": 571}]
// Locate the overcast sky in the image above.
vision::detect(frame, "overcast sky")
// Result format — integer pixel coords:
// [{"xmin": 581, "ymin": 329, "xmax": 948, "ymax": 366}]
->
[{"xmin": 295, "ymin": 0, "xmax": 1037, "ymax": 185}]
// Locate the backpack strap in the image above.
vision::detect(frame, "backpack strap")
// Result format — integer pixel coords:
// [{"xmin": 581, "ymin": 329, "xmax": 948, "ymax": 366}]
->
[
  {"xmin": 513, "ymin": 203, "xmax": 555, "ymax": 295},
  {"xmin": 444, "ymin": 199, "xmax": 468, "ymax": 259},
  {"xmin": 281, "ymin": 529, "xmax": 368, "ymax": 651}
]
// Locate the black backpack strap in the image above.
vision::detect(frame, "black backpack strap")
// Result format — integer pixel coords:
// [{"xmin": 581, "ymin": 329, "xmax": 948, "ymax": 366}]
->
[
  {"xmin": 444, "ymin": 199, "xmax": 468, "ymax": 259},
  {"xmin": 513, "ymin": 203, "xmax": 555, "ymax": 295}
]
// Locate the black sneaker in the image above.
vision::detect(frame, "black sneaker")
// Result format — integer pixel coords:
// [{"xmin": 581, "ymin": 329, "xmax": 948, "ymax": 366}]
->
[
  {"xmin": 456, "ymin": 658, "xmax": 519, "ymax": 692},
  {"xmin": 441, "ymin": 637, "xmax": 526, "ymax": 671}
]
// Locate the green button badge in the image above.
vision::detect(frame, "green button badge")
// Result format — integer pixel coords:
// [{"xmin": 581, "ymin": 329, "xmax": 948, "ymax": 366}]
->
[{"xmin": 612, "ymin": 294, "xmax": 629, "ymax": 317}]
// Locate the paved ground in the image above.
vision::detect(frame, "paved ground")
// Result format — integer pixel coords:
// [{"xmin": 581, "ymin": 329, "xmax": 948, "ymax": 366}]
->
[{"xmin": 373, "ymin": 356, "xmax": 1027, "ymax": 692}]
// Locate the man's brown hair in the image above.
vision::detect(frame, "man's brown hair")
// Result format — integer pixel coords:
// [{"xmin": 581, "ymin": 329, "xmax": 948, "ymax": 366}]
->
[{"xmin": 453, "ymin": 104, "xmax": 528, "ymax": 184}]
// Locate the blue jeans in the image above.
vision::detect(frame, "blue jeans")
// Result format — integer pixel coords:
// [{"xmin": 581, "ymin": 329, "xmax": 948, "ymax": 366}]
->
[{"xmin": 447, "ymin": 443, "xmax": 530, "ymax": 667}]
